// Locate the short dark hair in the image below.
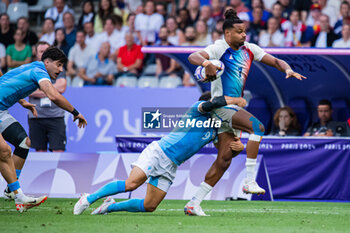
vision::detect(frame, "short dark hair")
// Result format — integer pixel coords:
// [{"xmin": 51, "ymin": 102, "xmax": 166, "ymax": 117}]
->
[
  {"xmin": 199, "ymin": 91, "xmax": 211, "ymax": 101},
  {"xmin": 41, "ymin": 46, "xmax": 68, "ymax": 64},
  {"xmin": 77, "ymin": 29, "xmax": 86, "ymax": 36},
  {"xmin": 17, "ymin": 16, "xmax": 28, "ymax": 24},
  {"xmin": 318, "ymin": 99, "xmax": 332, "ymax": 109},
  {"xmin": 223, "ymin": 9, "xmax": 243, "ymax": 32},
  {"xmin": 35, "ymin": 41, "xmax": 50, "ymax": 52}
]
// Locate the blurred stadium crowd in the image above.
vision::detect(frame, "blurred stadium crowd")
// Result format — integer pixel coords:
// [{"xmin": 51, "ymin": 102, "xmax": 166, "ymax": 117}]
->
[{"xmin": 0, "ymin": 0, "xmax": 349, "ymax": 88}]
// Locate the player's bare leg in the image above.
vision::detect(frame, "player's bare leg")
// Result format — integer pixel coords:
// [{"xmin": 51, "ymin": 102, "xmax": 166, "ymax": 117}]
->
[
  {"xmin": 230, "ymin": 109, "xmax": 266, "ymax": 194},
  {"xmin": 92, "ymin": 182, "xmax": 167, "ymax": 215},
  {"xmin": 74, "ymin": 166, "xmax": 148, "ymax": 215}
]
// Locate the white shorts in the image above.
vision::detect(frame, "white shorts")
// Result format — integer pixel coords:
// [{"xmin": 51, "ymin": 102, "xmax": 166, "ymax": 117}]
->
[
  {"xmin": 0, "ymin": 110, "xmax": 18, "ymax": 133},
  {"xmin": 211, "ymin": 105, "xmax": 242, "ymax": 136},
  {"xmin": 132, "ymin": 141, "xmax": 177, "ymax": 193}
]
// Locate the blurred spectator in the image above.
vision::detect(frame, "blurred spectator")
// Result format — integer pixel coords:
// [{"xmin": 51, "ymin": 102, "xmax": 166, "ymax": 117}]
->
[
  {"xmin": 187, "ymin": 0, "xmax": 200, "ymax": 25},
  {"xmin": 304, "ymin": 99, "xmax": 348, "ymax": 137},
  {"xmin": 122, "ymin": 13, "xmax": 139, "ymax": 44},
  {"xmin": 17, "ymin": 17, "xmax": 38, "ymax": 47},
  {"xmin": 44, "ymin": 0, "xmax": 74, "ymax": 29},
  {"xmin": 306, "ymin": 3, "xmax": 322, "ymax": 27},
  {"xmin": 79, "ymin": 42, "xmax": 115, "ymax": 86},
  {"xmin": 53, "ymin": 28, "xmax": 70, "ymax": 56},
  {"xmin": 291, "ymin": 0, "xmax": 311, "ymax": 24},
  {"xmin": 215, "ymin": 18, "xmax": 224, "ymax": 34},
  {"xmin": 278, "ymin": 0, "xmax": 293, "ymax": 19},
  {"xmin": 63, "ymin": 12, "xmax": 76, "ymax": 50},
  {"xmin": 248, "ymin": 7, "xmax": 266, "ymax": 44},
  {"xmin": 211, "ymin": 29, "xmax": 223, "ymax": 42},
  {"xmin": 0, "ymin": 42, "xmax": 5, "ymax": 70},
  {"xmin": 0, "ymin": 13, "xmax": 14, "ymax": 47},
  {"xmin": 246, "ymin": 0, "xmax": 271, "ymax": 24},
  {"xmin": 156, "ymin": 26, "xmax": 182, "ymax": 78},
  {"xmin": 259, "ymin": 17, "xmax": 285, "ymax": 47},
  {"xmin": 334, "ymin": 1, "xmax": 350, "ymax": 35},
  {"xmin": 176, "ymin": 8, "xmax": 191, "ymax": 32},
  {"xmin": 311, "ymin": 14, "xmax": 340, "ymax": 48},
  {"xmin": 94, "ymin": 0, "xmax": 122, "ymax": 33},
  {"xmin": 156, "ymin": 2, "xmax": 167, "ymax": 21},
  {"xmin": 78, "ymin": 0, "xmax": 95, "ymax": 30},
  {"xmin": 28, "ymin": 41, "xmax": 67, "ymax": 152},
  {"xmin": 116, "ymin": 32, "xmax": 144, "ymax": 76},
  {"xmin": 229, "ymin": 0, "xmax": 249, "ymax": 13},
  {"xmin": 194, "ymin": 20, "xmax": 212, "ymax": 46},
  {"xmin": 271, "ymin": 2, "xmax": 289, "ymax": 31},
  {"xmin": 211, "ymin": 0, "xmax": 223, "ymax": 21},
  {"xmin": 40, "ymin": 18, "xmax": 55, "ymax": 45},
  {"xmin": 96, "ymin": 16, "xmax": 125, "ymax": 54},
  {"xmin": 199, "ymin": 5, "xmax": 215, "ymax": 32},
  {"xmin": 135, "ymin": 0, "xmax": 164, "ymax": 45},
  {"xmin": 125, "ymin": 0, "xmax": 143, "ymax": 13},
  {"xmin": 333, "ymin": 24, "xmax": 350, "ymax": 48},
  {"xmin": 318, "ymin": 0, "xmax": 338, "ymax": 27},
  {"xmin": 113, "ymin": 14, "xmax": 126, "ymax": 38},
  {"xmin": 181, "ymin": 25, "xmax": 198, "ymax": 45},
  {"xmin": 67, "ymin": 30, "xmax": 94, "ymax": 79},
  {"xmin": 6, "ymin": 28, "xmax": 32, "ymax": 70},
  {"xmin": 1, "ymin": 0, "xmax": 20, "ymax": 8},
  {"xmin": 84, "ymin": 22, "xmax": 98, "ymax": 48},
  {"xmin": 182, "ymin": 71, "xmax": 196, "ymax": 86},
  {"xmin": 284, "ymin": 10, "xmax": 307, "ymax": 47},
  {"xmin": 166, "ymin": 16, "xmax": 185, "ymax": 45},
  {"xmin": 171, "ymin": 0, "xmax": 188, "ymax": 15},
  {"xmin": 270, "ymin": 106, "xmax": 301, "ymax": 136}
]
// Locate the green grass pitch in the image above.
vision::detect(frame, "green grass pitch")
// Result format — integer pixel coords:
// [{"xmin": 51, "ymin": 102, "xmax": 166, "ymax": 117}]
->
[{"xmin": 1, "ymin": 198, "xmax": 349, "ymax": 233}]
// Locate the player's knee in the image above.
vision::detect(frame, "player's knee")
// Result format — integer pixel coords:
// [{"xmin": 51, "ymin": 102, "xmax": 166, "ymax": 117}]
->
[
  {"xmin": 144, "ymin": 203, "xmax": 158, "ymax": 212},
  {"xmin": 125, "ymin": 181, "xmax": 139, "ymax": 191},
  {"xmin": 249, "ymin": 116, "xmax": 265, "ymax": 136},
  {"xmin": 0, "ymin": 144, "xmax": 12, "ymax": 162}
]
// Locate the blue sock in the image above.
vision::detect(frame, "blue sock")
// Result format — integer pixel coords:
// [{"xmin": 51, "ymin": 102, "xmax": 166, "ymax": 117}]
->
[
  {"xmin": 87, "ymin": 180, "xmax": 125, "ymax": 204},
  {"xmin": 107, "ymin": 199, "xmax": 146, "ymax": 213},
  {"xmin": 8, "ymin": 181, "xmax": 20, "ymax": 192},
  {"xmin": 16, "ymin": 169, "xmax": 21, "ymax": 179}
]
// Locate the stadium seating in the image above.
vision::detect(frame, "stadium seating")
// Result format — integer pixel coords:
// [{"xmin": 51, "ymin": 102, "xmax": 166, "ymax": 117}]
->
[
  {"xmin": 159, "ymin": 76, "xmax": 182, "ymax": 88},
  {"xmin": 71, "ymin": 76, "xmax": 84, "ymax": 87},
  {"xmin": 28, "ymin": 0, "xmax": 53, "ymax": 25},
  {"xmin": 7, "ymin": 3, "xmax": 28, "ymax": 24},
  {"xmin": 288, "ymin": 98, "xmax": 311, "ymax": 134},
  {"xmin": 246, "ymin": 98, "xmax": 272, "ymax": 134},
  {"xmin": 115, "ymin": 75, "xmax": 138, "ymax": 87},
  {"xmin": 142, "ymin": 64, "xmax": 157, "ymax": 76},
  {"xmin": 332, "ymin": 98, "xmax": 350, "ymax": 121},
  {"xmin": 138, "ymin": 76, "xmax": 158, "ymax": 88},
  {"xmin": 0, "ymin": 2, "xmax": 6, "ymax": 14}
]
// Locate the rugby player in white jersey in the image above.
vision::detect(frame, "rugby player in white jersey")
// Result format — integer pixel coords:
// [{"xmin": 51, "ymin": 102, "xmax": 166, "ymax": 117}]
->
[{"xmin": 185, "ymin": 9, "xmax": 306, "ymax": 214}]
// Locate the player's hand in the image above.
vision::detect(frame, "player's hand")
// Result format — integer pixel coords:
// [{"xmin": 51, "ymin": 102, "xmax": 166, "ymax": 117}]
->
[
  {"xmin": 20, "ymin": 101, "xmax": 38, "ymax": 117},
  {"xmin": 74, "ymin": 114, "xmax": 87, "ymax": 128},
  {"xmin": 235, "ymin": 97, "xmax": 247, "ymax": 108},
  {"xmin": 230, "ymin": 137, "xmax": 244, "ymax": 152},
  {"xmin": 204, "ymin": 63, "xmax": 222, "ymax": 82},
  {"xmin": 285, "ymin": 70, "xmax": 307, "ymax": 80}
]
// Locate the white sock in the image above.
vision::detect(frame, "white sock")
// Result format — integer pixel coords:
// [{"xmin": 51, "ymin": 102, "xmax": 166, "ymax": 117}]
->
[
  {"xmin": 246, "ymin": 158, "xmax": 257, "ymax": 182},
  {"xmin": 190, "ymin": 182, "xmax": 213, "ymax": 205}
]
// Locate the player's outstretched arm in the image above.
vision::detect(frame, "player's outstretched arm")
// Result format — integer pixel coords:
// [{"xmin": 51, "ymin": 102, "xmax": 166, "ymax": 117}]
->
[
  {"xmin": 260, "ymin": 54, "xmax": 307, "ymax": 80},
  {"xmin": 188, "ymin": 51, "xmax": 221, "ymax": 82},
  {"xmin": 39, "ymin": 80, "xmax": 87, "ymax": 128}
]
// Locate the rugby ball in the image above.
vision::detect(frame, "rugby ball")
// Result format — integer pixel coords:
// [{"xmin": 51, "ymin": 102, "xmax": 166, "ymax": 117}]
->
[{"xmin": 194, "ymin": 59, "xmax": 225, "ymax": 82}]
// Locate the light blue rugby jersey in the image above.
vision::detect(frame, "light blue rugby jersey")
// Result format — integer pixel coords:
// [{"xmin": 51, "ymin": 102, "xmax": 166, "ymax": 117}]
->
[
  {"xmin": 157, "ymin": 101, "xmax": 217, "ymax": 166},
  {"xmin": 204, "ymin": 40, "xmax": 266, "ymax": 98},
  {"xmin": 0, "ymin": 61, "xmax": 51, "ymax": 110}
]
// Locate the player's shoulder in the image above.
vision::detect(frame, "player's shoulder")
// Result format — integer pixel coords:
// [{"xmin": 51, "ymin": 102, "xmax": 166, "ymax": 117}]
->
[{"xmin": 243, "ymin": 41, "xmax": 263, "ymax": 50}]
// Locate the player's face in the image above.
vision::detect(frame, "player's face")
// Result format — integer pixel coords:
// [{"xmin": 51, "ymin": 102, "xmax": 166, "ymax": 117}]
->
[
  {"xmin": 227, "ymin": 23, "xmax": 246, "ymax": 47},
  {"xmin": 45, "ymin": 59, "xmax": 64, "ymax": 80},
  {"xmin": 317, "ymin": 105, "xmax": 332, "ymax": 123}
]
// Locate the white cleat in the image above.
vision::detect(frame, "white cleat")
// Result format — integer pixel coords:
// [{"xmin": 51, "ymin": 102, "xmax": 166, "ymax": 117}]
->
[
  {"xmin": 73, "ymin": 193, "xmax": 90, "ymax": 215},
  {"xmin": 242, "ymin": 180, "xmax": 266, "ymax": 195},
  {"xmin": 3, "ymin": 187, "xmax": 15, "ymax": 201},
  {"xmin": 91, "ymin": 197, "xmax": 115, "ymax": 215},
  {"xmin": 184, "ymin": 202, "xmax": 209, "ymax": 216},
  {"xmin": 15, "ymin": 195, "xmax": 48, "ymax": 213}
]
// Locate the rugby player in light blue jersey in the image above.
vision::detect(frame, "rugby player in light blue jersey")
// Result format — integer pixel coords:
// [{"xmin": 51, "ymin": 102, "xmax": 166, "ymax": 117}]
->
[
  {"xmin": 74, "ymin": 93, "xmax": 246, "ymax": 216},
  {"xmin": 187, "ymin": 9, "xmax": 307, "ymax": 205},
  {"xmin": 0, "ymin": 46, "xmax": 87, "ymax": 212}
]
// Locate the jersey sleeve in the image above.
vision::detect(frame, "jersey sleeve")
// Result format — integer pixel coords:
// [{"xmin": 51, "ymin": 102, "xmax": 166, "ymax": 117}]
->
[
  {"xmin": 31, "ymin": 67, "xmax": 51, "ymax": 84},
  {"xmin": 246, "ymin": 42, "xmax": 267, "ymax": 61}
]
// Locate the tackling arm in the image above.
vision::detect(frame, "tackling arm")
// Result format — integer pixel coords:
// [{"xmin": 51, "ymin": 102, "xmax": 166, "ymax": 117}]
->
[{"xmin": 188, "ymin": 51, "xmax": 221, "ymax": 82}]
